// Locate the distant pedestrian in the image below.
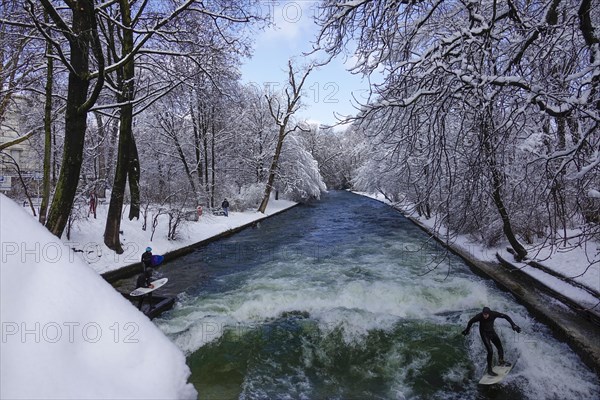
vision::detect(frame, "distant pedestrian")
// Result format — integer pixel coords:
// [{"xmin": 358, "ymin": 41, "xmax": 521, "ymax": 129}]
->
[
  {"xmin": 88, "ymin": 191, "xmax": 97, "ymax": 219},
  {"xmin": 221, "ymin": 198, "xmax": 229, "ymax": 217}
]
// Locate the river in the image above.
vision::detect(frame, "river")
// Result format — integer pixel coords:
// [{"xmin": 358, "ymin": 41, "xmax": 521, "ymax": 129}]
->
[{"xmin": 151, "ymin": 191, "xmax": 598, "ymax": 399}]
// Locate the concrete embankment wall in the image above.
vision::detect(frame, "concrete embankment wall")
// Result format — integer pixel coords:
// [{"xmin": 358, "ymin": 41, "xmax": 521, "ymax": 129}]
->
[{"xmin": 101, "ymin": 204, "xmax": 299, "ymax": 283}]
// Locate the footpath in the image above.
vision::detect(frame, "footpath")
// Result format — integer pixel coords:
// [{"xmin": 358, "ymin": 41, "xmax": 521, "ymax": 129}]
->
[{"xmin": 358, "ymin": 192, "xmax": 600, "ymax": 375}]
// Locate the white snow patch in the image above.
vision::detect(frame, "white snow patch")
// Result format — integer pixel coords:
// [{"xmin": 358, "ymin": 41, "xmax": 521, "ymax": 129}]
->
[
  {"xmin": 0, "ymin": 194, "xmax": 197, "ymax": 399},
  {"xmin": 55, "ymin": 197, "xmax": 296, "ymax": 274}
]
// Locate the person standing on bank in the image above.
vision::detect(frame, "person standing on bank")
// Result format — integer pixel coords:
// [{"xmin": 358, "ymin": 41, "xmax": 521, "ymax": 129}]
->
[
  {"xmin": 141, "ymin": 246, "xmax": 153, "ymax": 272},
  {"xmin": 88, "ymin": 191, "xmax": 97, "ymax": 219},
  {"xmin": 221, "ymin": 198, "xmax": 229, "ymax": 217},
  {"xmin": 462, "ymin": 306, "xmax": 521, "ymax": 376}
]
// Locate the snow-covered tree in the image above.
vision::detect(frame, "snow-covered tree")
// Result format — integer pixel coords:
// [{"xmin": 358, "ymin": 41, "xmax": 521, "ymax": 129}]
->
[
  {"xmin": 301, "ymin": 124, "xmax": 360, "ymax": 190},
  {"xmin": 258, "ymin": 61, "xmax": 315, "ymax": 213},
  {"xmin": 317, "ymin": 0, "xmax": 600, "ymax": 262}
]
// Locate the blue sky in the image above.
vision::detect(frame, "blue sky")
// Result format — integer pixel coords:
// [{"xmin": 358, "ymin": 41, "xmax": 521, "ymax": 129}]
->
[{"xmin": 240, "ymin": 1, "xmax": 375, "ymax": 128}]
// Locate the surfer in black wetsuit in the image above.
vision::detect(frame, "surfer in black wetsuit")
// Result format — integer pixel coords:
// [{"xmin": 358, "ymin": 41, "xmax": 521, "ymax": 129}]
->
[
  {"xmin": 141, "ymin": 247, "xmax": 153, "ymax": 272},
  {"xmin": 462, "ymin": 307, "xmax": 521, "ymax": 376},
  {"xmin": 135, "ymin": 268, "xmax": 154, "ymax": 310}
]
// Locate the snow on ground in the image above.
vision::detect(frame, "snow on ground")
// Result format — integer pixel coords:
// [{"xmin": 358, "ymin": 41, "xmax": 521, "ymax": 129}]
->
[
  {"xmin": 520, "ymin": 236, "xmax": 600, "ymax": 292},
  {"xmin": 0, "ymin": 194, "xmax": 197, "ymax": 399},
  {"xmin": 57, "ymin": 198, "xmax": 296, "ymax": 274},
  {"xmin": 498, "ymin": 250, "xmax": 599, "ymax": 309},
  {"xmin": 356, "ymin": 191, "xmax": 600, "ymax": 310}
]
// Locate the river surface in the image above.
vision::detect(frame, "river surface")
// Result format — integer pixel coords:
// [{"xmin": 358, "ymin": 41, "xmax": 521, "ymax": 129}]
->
[{"xmin": 148, "ymin": 191, "xmax": 598, "ymax": 399}]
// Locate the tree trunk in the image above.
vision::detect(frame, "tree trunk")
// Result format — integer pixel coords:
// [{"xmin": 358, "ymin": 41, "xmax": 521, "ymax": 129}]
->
[
  {"xmin": 489, "ymin": 168, "xmax": 527, "ymax": 261},
  {"xmin": 203, "ymin": 128, "xmax": 209, "ymax": 205},
  {"xmin": 257, "ymin": 130, "xmax": 264, "ymax": 182},
  {"xmin": 104, "ymin": 104, "xmax": 132, "ymax": 253},
  {"xmin": 39, "ymin": 11, "xmax": 53, "ymax": 225},
  {"xmin": 128, "ymin": 133, "xmax": 140, "ymax": 220},
  {"xmin": 104, "ymin": 0, "xmax": 135, "ymax": 253},
  {"xmin": 52, "ymin": 122, "xmax": 57, "ymax": 185},
  {"xmin": 171, "ymin": 127, "xmax": 197, "ymax": 195},
  {"xmin": 94, "ymin": 112, "xmax": 106, "ymax": 185},
  {"xmin": 481, "ymin": 113, "xmax": 527, "ymax": 261},
  {"xmin": 190, "ymin": 100, "xmax": 203, "ymax": 200},
  {"xmin": 258, "ymin": 121, "xmax": 287, "ymax": 213},
  {"xmin": 105, "ymin": 119, "xmax": 119, "ymax": 191},
  {"xmin": 210, "ymin": 118, "xmax": 215, "ymax": 208},
  {"xmin": 44, "ymin": 1, "xmax": 94, "ymax": 237}
]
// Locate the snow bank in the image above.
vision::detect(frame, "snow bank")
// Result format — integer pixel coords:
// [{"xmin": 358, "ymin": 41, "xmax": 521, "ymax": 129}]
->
[
  {"xmin": 66, "ymin": 198, "xmax": 297, "ymax": 274},
  {"xmin": 0, "ymin": 195, "xmax": 197, "ymax": 399}
]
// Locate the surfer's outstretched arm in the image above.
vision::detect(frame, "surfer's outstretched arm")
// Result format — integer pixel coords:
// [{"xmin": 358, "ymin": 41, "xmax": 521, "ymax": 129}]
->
[
  {"xmin": 498, "ymin": 313, "xmax": 521, "ymax": 333},
  {"xmin": 462, "ymin": 314, "xmax": 481, "ymax": 335}
]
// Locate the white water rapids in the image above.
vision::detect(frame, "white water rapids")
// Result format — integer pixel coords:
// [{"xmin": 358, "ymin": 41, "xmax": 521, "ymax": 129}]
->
[{"xmin": 153, "ymin": 191, "xmax": 599, "ymax": 399}]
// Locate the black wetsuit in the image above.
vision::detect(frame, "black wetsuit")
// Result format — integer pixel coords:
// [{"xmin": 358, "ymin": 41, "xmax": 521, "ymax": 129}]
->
[
  {"xmin": 136, "ymin": 272, "xmax": 151, "ymax": 289},
  {"xmin": 465, "ymin": 311, "xmax": 516, "ymax": 371},
  {"xmin": 136, "ymin": 270, "xmax": 153, "ymax": 310},
  {"xmin": 141, "ymin": 251, "xmax": 152, "ymax": 272}
]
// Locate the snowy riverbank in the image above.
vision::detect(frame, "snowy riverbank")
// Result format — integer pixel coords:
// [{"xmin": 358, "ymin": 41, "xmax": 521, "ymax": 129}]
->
[{"xmin": 41, "ymin": 197, "xmax": 296, "ymax": 275}]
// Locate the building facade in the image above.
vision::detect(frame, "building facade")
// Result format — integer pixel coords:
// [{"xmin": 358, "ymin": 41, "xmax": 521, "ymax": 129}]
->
[{"xmin": 0, "ymin": 95, "xmax": 42, "ymax": 193}]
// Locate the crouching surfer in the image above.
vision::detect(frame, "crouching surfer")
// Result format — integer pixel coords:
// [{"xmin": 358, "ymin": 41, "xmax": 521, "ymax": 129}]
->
[{"xmin": 136, "ymin": 268, "xmax": 154, "ymax": 310}]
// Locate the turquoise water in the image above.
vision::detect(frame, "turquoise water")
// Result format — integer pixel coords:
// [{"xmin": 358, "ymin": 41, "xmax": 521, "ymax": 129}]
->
[{"xmin": 154, "ymin": 191, "xmax": 599, "ymax": 399}]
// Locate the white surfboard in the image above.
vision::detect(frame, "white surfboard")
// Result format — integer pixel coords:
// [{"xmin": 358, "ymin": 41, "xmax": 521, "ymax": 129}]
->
[
  {"xmin": 130, "ymin": 278, "xmax": 168, "ymax": 297},
  {"xmin": 478, "ymin": 360, "xmax": 517, "ymax": 385}
]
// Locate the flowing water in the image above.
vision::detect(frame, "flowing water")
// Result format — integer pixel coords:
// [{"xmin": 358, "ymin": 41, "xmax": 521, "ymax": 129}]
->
[{"xmin": 150, "ymin": 191, "xmax": 598, "ymax": 399}]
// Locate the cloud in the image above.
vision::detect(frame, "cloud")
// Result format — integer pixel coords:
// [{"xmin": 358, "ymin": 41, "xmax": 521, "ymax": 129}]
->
[{"xmin": 259, "ymin": 1, "xmax": 318, "ymax": 43}]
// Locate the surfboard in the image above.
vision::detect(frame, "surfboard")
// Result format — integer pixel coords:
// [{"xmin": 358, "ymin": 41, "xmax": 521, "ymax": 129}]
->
[
  {"xmin": 130, "ymin": 278, "xmax": 168, "ymax": 297},
  {"xmin": 478, "ymin": 357, "xmax": 518, "ymax": 385},
  {"xmin": 151, "ymin": 254, "xmax": 164, "ymax": 266}
]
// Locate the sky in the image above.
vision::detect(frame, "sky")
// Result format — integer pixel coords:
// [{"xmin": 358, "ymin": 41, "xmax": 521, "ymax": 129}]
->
[{"xmin": 240, "ymin": 1, "xmax": 376, "ymax": 129}]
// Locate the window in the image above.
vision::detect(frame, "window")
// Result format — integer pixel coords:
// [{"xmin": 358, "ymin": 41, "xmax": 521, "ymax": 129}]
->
[{"xmin": 10, "ymin": 149, "xmax": 21, "ymax": 164}]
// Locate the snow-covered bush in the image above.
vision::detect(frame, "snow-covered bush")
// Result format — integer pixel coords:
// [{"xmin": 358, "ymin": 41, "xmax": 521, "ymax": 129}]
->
[{"xmin": 232, "ymin": 183, "xmax": 265, "ymax": 210}]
